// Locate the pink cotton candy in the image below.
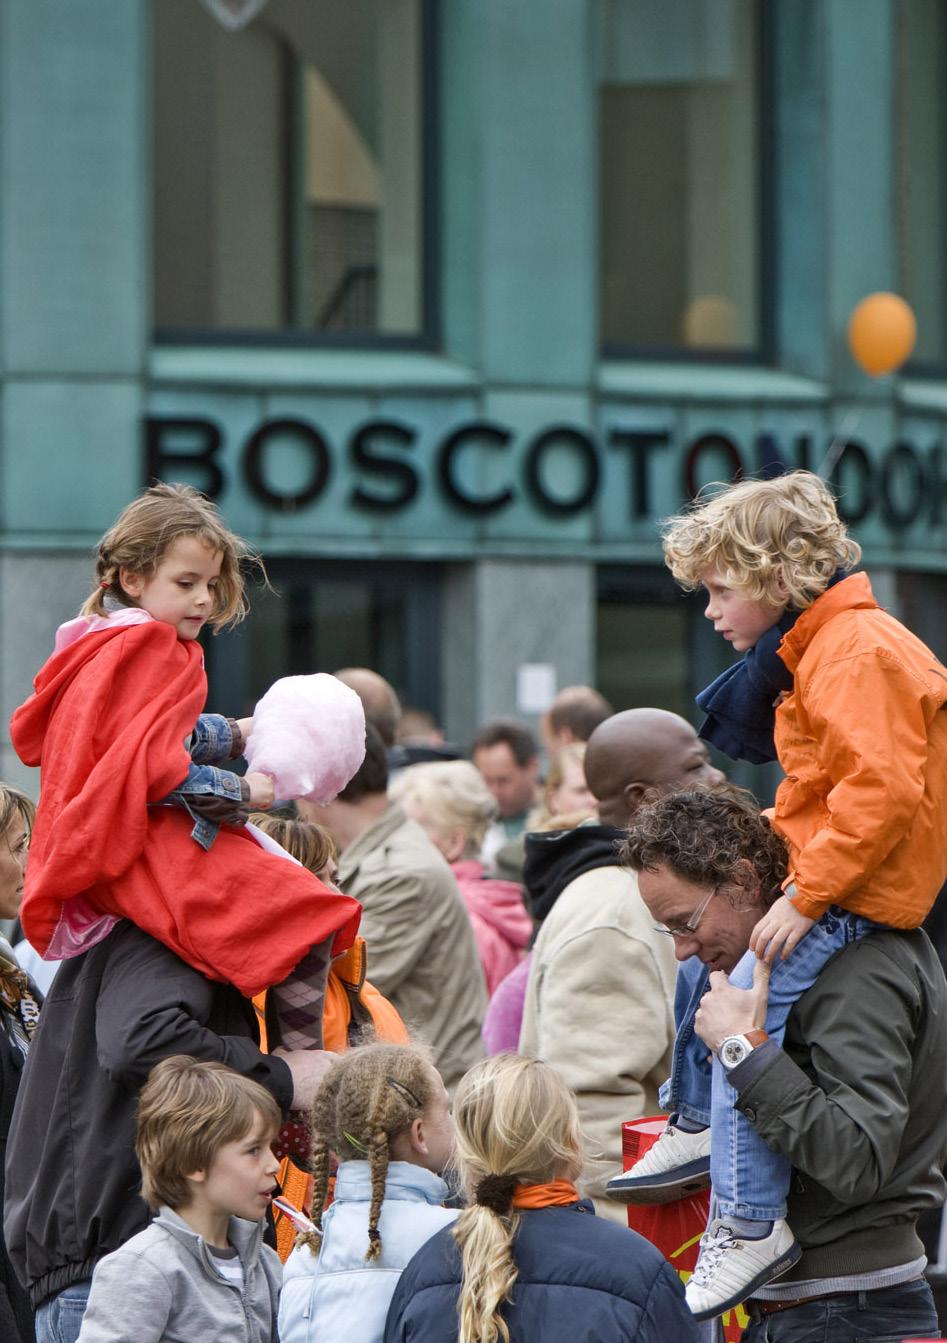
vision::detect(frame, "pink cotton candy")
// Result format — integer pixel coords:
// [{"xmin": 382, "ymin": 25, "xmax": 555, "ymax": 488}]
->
[{"xmin": 244, "ymin": 674, "xmax": 366, "ymax": 804}]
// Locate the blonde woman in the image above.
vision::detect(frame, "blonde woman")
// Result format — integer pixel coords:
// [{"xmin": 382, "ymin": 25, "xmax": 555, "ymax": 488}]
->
[
  {"xmin": 384, "ymin": 1055, "xmax": 699, "ymax": 1343},
  {"xmin": 390, "ymin": 762, "xmax": 530, "ymax": 995}
]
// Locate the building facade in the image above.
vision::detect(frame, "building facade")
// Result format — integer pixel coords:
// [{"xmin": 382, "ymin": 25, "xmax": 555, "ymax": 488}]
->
[{"xmin": 2, "ymin": 0, "xmax": 947, "ymax": 793}]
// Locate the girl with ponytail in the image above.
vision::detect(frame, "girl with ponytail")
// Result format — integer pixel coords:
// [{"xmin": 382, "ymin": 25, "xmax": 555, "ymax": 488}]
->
[
  {"xmin": 279, "ymin": 1043, "xmax": 456, "ymax": 1343},
  {"xmin": 385, "ymin": 1055, "xmax": 700, "ymax": 1343}
]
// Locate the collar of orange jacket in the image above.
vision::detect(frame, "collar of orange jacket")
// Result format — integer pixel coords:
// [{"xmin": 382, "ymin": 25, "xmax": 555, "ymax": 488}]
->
[
  {"xmin": 779, "ymin": 571, "xmax": 877, "ymax": 675},
  {"xmin": 511, "ymin": 1180, "xmax": 580, "ymax": 1209}
]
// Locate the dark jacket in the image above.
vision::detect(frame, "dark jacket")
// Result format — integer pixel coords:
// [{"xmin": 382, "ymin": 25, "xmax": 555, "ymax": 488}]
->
[
  {"xmin": 0, "ymin": 999, "xmax": 34, "ymax": 1343},
  {"xmin": 3, "ymin": 920, "xmax": 293, "ymax": 1310},
  {"xmin": 730, "ymin": 927, "xmax": 947, "ymax": 1281},
  {"xmin": 383, "ymin": 1201, "xmax": 700, "ymax": 1343}
]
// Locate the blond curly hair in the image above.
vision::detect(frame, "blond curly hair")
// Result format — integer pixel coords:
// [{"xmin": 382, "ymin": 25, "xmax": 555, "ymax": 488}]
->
[{"xmin": 662, "ymin": 470, "xmax": 861, "ymax": 609}]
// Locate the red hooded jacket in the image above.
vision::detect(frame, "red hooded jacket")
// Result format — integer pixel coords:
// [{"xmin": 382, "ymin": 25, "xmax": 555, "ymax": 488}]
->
[{"xmin": 11, "ymin": 619, "xmax": 360, "ymax": 996}]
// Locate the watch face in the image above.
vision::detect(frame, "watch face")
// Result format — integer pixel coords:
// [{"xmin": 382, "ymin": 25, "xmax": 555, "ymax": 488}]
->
[{"xmin": 720, "ymin": 1037, "xmax": 748, "ymax": 1068}]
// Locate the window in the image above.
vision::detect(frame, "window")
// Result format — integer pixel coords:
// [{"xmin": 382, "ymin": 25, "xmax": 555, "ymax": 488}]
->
[
  {"xmin": 598, "ymin": 0, "xmax": 765, "ymax": 356},
  {"xmin": 153, "ymin": 0, "xmax": 432, "ymax": 341},
  {"xmin": 896, "ymin": 0, "xmax": 947, "ymax": 367},
  {"xmin": 204, "ymin": 559, "xmax": 442, "ymax": 719}
]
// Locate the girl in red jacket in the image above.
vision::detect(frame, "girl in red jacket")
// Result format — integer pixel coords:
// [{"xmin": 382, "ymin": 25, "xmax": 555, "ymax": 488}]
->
[{"xmin": 11, "ymin": 483, "xmax": 360, "ymax": 1050}]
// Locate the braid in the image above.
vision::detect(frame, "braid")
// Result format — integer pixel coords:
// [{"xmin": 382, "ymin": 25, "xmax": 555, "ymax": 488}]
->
[
  {"xmin": 366, "ymin": 1128, "xmax": 390, "ymax": 1262},
  {"xmin": 306, "ymin": 1043, "xmax": 437, "ymax": 1267}
]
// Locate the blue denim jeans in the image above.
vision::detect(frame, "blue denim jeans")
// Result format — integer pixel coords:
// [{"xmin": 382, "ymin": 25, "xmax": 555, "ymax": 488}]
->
[
  {"xmin": 660, "ymin": 910, "xmax": 876, "ymax": 1220},
  {"xmin": 35, "ymin": 1279, "xmax": 92, "ymax": 1343},
  {"xmin": 741, "ymin": 1277, "xmax": 940, "ymax": 1341}
]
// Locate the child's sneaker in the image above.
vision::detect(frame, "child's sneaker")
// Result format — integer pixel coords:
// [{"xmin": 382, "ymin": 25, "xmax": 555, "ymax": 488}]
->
[
  {"xmin": 684, "ymin": 1217, "xmax": 801, "ymax": 1320},
  {"xmin": 606, "ymin": 1122, "xmax": 711, "ymax": 1204}
]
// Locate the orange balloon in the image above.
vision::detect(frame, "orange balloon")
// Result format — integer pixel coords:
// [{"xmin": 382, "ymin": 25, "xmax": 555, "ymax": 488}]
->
[{"xmin": 847, "ymin": 292, "xmax": 917, "ymax": 376}]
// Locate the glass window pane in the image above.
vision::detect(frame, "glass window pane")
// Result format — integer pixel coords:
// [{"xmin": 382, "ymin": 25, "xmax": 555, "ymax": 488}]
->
[
  {"xmin": 895, "ymin": 0, "xmax": 947, "ymax": 365},
  {"xmin": 598, "ymin": 0, "xmax": 761, "ymax": 353},
  {"xmin": 153, "ymin": 0, "xmax": 426, "ymax": 337}
]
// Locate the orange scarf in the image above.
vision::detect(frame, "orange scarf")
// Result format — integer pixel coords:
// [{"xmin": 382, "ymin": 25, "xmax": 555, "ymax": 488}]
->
[{"xmin": 511, "ymin": 1180, "xmax": 579, "ymax": 1209}]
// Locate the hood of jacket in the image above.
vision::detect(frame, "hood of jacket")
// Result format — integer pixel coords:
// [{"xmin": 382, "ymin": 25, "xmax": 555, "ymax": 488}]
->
[
  {"xmin": 522, "ymin": 822, "xmax": 624, "ymax": 925},
  {"xmin": 333, "ymin": 1159, "xmax": 450, "ymax": 1206},
  {"xmin": 451, "ymin": 860, "xmax": 531, "ymax": 947}
]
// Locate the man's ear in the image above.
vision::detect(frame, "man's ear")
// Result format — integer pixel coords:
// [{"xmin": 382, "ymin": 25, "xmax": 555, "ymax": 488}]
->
[
  {"xmin": 728, "ymin": 857, "xmax": 763, "ymax": 909},
  {"xmin": 118, "ymin": 566, "xmax": 144, "ymax": 600},
  {"xmin": 622, "ymin": 780, "xmax": 648, "ymax": 818}
]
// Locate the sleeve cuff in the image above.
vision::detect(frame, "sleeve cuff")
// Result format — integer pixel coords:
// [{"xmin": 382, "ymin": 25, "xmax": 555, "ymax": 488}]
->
[{"xmin": 726, "ymin": 1038, "xmax": 781, "ymax": 1091}]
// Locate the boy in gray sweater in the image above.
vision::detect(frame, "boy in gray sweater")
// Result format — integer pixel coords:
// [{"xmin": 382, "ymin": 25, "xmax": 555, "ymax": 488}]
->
[{"xmin": 77, "ymin": 1057, "xmax": 282, "ymax": 1343}]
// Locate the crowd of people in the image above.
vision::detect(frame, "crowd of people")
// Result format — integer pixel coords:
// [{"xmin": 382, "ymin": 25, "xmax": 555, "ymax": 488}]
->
[{"xmin": 1, "ymin": 469, "xmax": 946, "ymax": 1343}]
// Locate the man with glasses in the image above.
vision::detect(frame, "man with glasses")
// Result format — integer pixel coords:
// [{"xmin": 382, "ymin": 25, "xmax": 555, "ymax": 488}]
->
[
  {"xmin": 518, "ymin": 708, "xmax": 724, "ymax": 1222},
  {"xmin": 607, "ymin": 787, "xmax": 946, "ymax": 1343}
]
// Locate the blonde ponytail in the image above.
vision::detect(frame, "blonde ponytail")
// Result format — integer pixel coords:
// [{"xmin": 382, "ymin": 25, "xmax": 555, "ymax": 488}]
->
[{"xmin": 451, "ymin": 1055, "xmax": 584, "ymax": 1343}]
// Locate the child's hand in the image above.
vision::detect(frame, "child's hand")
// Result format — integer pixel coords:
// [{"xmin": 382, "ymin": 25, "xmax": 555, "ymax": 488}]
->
[
  {"xmin": 245, "ymin": 771, "xmax": 275, "ymax": 810},
  {"xmin": 749, "ymin": 894, "xmax": 815, "ymax": 964},
  {"xmin": 236, "ymin": 716, "xmax": 254, "ymax": 744}
]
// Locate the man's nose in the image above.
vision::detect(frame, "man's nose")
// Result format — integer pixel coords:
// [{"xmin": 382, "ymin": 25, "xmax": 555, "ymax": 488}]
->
[{"xmin": 673, "ymin": 937, "xmax": 700, "ymax": 963}]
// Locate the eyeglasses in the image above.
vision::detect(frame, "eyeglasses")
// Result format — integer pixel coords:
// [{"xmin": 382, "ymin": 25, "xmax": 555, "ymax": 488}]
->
[{"xmin": 654, "ymin": 885, "xmax": 718, "ymax": 939}]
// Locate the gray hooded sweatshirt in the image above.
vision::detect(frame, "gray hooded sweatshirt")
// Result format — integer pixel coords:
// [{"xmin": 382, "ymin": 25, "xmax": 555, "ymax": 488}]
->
[{"xmin": 76, "ymin": 1207, "xmax": 280, "ymax": 1343}]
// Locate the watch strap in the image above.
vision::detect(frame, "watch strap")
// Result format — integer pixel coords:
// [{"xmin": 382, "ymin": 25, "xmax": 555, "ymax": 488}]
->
[{"xmin": 745, "ymin": 1029, "xmax": 769, "ymax": 1048}]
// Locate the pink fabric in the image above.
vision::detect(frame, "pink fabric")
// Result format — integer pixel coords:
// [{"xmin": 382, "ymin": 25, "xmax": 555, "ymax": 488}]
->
[
  {"xmin": 482, "ymin": 954, "xmax": 532, "ymax": 1054},
  {"xmin": 451, "ymin": 858, "xmax": 531, "ymax": 996},
  {"xmin": 54, "ymin": 607, "xmax": 154, "ymax": 653}
]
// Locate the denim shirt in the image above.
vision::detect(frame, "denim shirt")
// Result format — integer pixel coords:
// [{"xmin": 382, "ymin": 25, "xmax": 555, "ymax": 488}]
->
[{"xmin": 163, "ymin": 713, "xmax": 245, "ymax": 851}]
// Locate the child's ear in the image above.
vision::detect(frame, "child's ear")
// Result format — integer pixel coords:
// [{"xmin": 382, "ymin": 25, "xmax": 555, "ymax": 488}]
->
[
  {"xmin": 184, "ymin": 1167, "xmax": 208, "ymax": 1187},
  {"xmin": 408, "ymin": 1116, "xmax": 428, "ymax": 1157},
  {"xmin": 119, "ymin": 566, "xmax": 144, "ymax": 600},
  {"xmin": 771, "ymin": 566, "xmax": 791, "ymax": 603}
]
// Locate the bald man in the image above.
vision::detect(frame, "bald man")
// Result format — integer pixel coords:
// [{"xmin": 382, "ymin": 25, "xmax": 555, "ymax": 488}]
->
[
  {"xmin": 335, "ymin": 667, "xmax": 402, "ymax": 749},
  {"xmin": 518, "ymin": 709, "xmax": 723, "ymax": 1222}
]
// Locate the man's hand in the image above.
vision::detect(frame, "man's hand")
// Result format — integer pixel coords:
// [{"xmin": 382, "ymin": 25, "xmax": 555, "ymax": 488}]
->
[
  {"xmin": 273, "ymin": 1047, "xmax": 337, "ymax": 1110},
  {"xmin": 749, "ymin": 893, "xmax": 815, "ymax": 963},
  {"xmin": 694, "ymin": 960, "xmax": 770, "ymax": 1053},
  {"xmin": 245, "ymin": 771, "xmax": 275, "ymax": 810}
]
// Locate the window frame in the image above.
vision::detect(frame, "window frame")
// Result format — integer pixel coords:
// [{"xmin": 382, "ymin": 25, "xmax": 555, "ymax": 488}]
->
[
  {"xmin": 151, "ymin": 0, "xmax": 440, "ymax": 352},
  {"xmin": 598, "ymin": 0, "xmax": 776, "ymax": 366}
]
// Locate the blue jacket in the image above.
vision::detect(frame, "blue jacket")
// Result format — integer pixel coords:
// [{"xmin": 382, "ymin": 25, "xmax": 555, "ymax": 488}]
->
[
  {"xmin": 279, "ymin": 1161, "xmax": 457, "ymax": 1343},
  {"xmin": 383, "ymin": 1201, "xmax": 700, "ymax": 1343}
]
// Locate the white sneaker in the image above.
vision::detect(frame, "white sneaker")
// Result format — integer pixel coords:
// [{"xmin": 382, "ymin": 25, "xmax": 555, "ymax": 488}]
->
[
  {"xmin": 606, "ymin": 1123, "xmax": 711, "ymax": 1204},
  {"xmin": 684, "ymin": 1217, "xmax": 802, "ymax": 1320}
]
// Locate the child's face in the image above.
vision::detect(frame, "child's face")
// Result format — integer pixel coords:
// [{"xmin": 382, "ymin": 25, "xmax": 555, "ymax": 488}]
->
[
  {"xmin": 186, "ymin": 1112, "xmax": 280, "ymax": 1226},
  {"xmin": 701, "ymin": 567, "xmax": 788, "ymax": 653},
  {"xmin": 120, "ymin": 535, "xmax": 223, "ymax": 641}
]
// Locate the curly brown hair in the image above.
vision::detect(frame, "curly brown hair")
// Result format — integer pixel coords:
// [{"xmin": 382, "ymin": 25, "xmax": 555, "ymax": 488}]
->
[{"xmin": 620, "ymin": 786, "xmax": 787, "ymax": 907}]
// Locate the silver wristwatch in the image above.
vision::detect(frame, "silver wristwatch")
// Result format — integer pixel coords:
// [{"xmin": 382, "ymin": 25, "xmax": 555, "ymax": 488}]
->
[{"xmin": 718, "ymin": 1030, "xmax": 768, "ymax": 1070}]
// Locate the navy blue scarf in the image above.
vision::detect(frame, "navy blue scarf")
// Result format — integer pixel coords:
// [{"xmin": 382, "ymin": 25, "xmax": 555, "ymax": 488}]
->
[{"xmin": 696, "ymin": 572, "xmax": 848, "ymax": 764}]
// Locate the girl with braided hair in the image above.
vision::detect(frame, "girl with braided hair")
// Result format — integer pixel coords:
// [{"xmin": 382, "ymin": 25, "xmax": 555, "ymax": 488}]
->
[
  {"xmin": 384, "ymin": 1054, "xmax": 699, "ymax": 1343},
  {"xmin": 279, "ymin": 1042, "xmax": 456, "ymax": 1343}
]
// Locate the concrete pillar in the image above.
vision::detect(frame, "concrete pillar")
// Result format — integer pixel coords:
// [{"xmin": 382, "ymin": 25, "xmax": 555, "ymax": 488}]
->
[{"xmin": 441, "ymin": 559, "xmax": 595, "ymax": 748}]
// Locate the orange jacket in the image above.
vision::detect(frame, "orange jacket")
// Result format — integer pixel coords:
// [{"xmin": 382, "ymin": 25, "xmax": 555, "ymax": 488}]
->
[
  {"xmin": 253, "ymin": 938, "xmax": 409, "ymax": 1260},
  {"xmin": 773, "ymin": 573, "xmax": 947, "ymax": 925}
]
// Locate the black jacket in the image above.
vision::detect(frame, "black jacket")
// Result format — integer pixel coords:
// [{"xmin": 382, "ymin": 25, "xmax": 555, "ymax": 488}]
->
[
  {"xmin": 3, "ymin": 920, "xmax": 293, "ymax": 1309},
  {"xmin": 731, "ymin": 928, "xmax": 947, "ymax": 1280},
  {"xmin": 522, "ymin": 823, "xmax": 623, "ymax": 927},
  {"xmin": 0, "ymin": 1005, "xmax": 33, "ymax": 1343},
  {"xmin": 384, "ymin": 1201, "xmax": 700, "ymax": 1343}
]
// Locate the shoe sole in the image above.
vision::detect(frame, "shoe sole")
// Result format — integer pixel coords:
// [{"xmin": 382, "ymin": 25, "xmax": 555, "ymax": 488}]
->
[
  {"xmin": 606, "ymin": 1160, "xmax": 711, "ymax": 1205},
  {"xmin": 688, "ymin": 1241, "xmax": 803, "ymax": 1321}
]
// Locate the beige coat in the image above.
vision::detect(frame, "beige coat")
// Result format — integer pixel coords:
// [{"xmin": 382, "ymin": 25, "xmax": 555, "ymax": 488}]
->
[
  {"xmin": 338, "ymin": 802, "xmax": 486, "ymax": 1092},
  {"xmin": 519, "ymin": 864, "xmax": 677, "ymax": 1223}
]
